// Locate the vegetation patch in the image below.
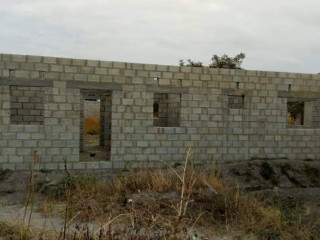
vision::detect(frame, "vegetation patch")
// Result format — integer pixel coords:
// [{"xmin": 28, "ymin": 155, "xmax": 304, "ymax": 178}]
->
[
  {"xmin": 0, "ymin": 169, "xmax": 10, "ymax": 182},
  {"xmin": 37, "ymin": 162, "xmax": 317, "ymax": 239},
  {"xmin": 260, "ymin": 162, "xmax": 279, "ymax": 186},
  {"xmin": 84, "ymin": 116, "xmax": 100, "ymax": 135},
  {"xmin": 0, "ymin": 222, "xmax": 19, "ymax": 238},
  {"xmin": 280, "ymin": 163, "xmax": 291, "ymax": 174},
  {"xmin": 303, "ymin": 158, "xmax": 314, "ymax": 162},
  {"xmin": 43, "ymin": 175, "xmax": 90, "ymax": 199},
  {"xmin": 1, "ymin": 151, "xmax": 319, "ymax": 239},
  {"xmin": 304, "ymin": 164, "xmax": 320, "ymax": 184}
]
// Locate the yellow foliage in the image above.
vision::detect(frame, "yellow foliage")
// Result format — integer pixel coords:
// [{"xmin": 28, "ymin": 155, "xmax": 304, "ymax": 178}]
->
[{"xmin": 84, "ymin": 116, "xmax": 100, "ymax": 134}]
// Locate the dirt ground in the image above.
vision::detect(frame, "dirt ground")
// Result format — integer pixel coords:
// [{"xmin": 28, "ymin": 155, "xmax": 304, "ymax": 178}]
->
[
  {"xmin": 1, "ymin": 159, "xmax": 319, "ymax": 210},
  {"xmin": 84, "ymin": 133, "xmax": 99, "ymax": 147},
  {"xmin": 80, "ymin": 133, "xmax": 109, "ymax": 161}
]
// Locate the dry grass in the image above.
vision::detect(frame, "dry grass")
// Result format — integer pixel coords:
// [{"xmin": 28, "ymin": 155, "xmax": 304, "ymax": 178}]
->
[
  {"xmin": 1, "ymin": 149, "xmax": 319, "ymax": 239},
  {"xmin": 40, "ymin": 166, "xmax": 317, "ymax": 239},
  {"xmin": 84, "ymin": 116, "xmax": 100, "ymax": 135}
]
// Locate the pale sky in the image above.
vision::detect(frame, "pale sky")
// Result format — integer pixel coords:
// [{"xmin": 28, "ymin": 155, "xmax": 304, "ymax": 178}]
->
[{"xmin": 0, "ymin": 0, "xmax": 319, "ymax": 73}]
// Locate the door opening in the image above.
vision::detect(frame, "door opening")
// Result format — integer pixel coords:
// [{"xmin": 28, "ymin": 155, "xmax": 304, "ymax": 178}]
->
[{"xmin": 80, "ymin": 90, "xmax": 112, "ymax": 161}]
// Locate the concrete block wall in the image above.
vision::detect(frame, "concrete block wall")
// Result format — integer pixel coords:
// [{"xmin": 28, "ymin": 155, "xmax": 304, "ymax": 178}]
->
[
  {"xmin": 0, "ymin": 80, "xmax": 80, "ymax": 170},
  {"xmin": 79, "ymin": 93, "xmax": 84, "ymax": 152},
  {"xmin": 153, "ymin": 93, "xmax": 180, "ymax": 127},
  {"xmin": 0, "ymin": 53, "xmax": 320, "ymax": 171}
]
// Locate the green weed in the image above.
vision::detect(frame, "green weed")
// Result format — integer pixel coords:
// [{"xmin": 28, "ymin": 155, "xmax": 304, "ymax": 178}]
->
[{"xmin": 44, "ymin": 176, "xmax": 90, "ymax": 199}]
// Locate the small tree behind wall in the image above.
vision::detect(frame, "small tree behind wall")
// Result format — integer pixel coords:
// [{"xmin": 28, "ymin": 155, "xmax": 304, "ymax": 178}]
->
[
  {"xmin": 179, "ymin": 52, "xmax": 246, "ymax": 69},
  {"xmin": 287, "ymin": 101, "xmax": 304, "ymax": 125}
]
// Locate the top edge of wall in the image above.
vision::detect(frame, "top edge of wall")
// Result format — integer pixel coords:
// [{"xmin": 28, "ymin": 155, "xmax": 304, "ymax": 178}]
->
[{"xmin": 1, "ymin": 53, "xmax": 320, "ymax": 80}]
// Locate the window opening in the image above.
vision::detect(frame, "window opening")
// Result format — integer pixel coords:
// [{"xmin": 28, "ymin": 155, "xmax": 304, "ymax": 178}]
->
[
  {"xmin": 287, "ymin": 101, "xmax": 304, "ymax": 125},
  {"xmin": 153, "ymin": 101, "xmax": 159, "ymax": 118},
  {"xmin": 228, "ymin": 95, "xmax": 244, "ymax": 109},
  {"xmin": 10, "ymin": 86, "xmax": 45, "ymax": 125},
  {"xmin": 153, "ymin": 93, "xmax": 181, "ymax": 127}
]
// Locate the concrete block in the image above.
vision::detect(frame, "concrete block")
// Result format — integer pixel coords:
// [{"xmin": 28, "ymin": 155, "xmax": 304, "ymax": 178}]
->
[
  {"xmin": 35, "ymin": 63, "xmax": 49, "ymax": 71},
  {"xmin": 43, "ymin": 57, "xmax": 57, "ymax": 64},
  {"xmin": 100, "ymin": 161, "xmax": 113, "ymax": 169},
  {"xmin": 100, "ymin": 61, "xmax": 112, "ymax": 68},
  {"xmin": 12, "ymin": 55, "xmax": 26, "ymax": 62},
  {"xmin": 20, "ymin": 63, "xmax": 34, "ymax": 70},
  {"xmin": 113, "ymin": 62, "xmax": 126, "ymax": 68},
  {"xmin": 15, "ymin": 70, "xmax": 29, "ymax": 78},
  {"xmin": 27, "ymin": 55, "xmax": 42, "ymax": 63}
]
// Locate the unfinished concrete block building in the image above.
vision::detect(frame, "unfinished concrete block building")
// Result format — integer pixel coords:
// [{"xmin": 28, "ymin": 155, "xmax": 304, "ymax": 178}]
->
[{"xmin": 0, "ymin": 53, "xmax": 320, "ymax": 171}]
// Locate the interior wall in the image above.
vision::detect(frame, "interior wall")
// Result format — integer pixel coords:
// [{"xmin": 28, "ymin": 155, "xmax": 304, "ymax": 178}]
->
[
  {"xmin": 167, "ymin": 94, "xmax": 180, "ymax": 127},
  {"xmin": 100, "ymin": 92, "xmax": 112, "ymax": 154},
  {"xmin": 153, "ymin": 93, "xmax": 180, "ymax": 127},
  {"xmin": 79, "ymin": 94, "xmax": 84, "ymax": 152},
  {"xmin": 154, "ymin": 93, "xmax": 168, "ymax": 127},
  {"xmin": 84, "ymin": 100, "xmax": 100, "ymax": 117},
  {"xmin": 312, "ymin": 100, "xmax": 320, "ymax": 127}
]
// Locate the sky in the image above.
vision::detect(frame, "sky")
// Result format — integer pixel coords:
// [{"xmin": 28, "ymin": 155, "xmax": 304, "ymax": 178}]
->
[{"xmin": 0, "ymin": 0, "xmax": 319, "ymax": 73}]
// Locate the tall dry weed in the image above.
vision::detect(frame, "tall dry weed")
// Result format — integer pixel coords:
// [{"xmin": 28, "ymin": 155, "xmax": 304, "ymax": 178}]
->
[{"xmin": 13, "ymin": 149, "xmax": 318, "ymax": 239}]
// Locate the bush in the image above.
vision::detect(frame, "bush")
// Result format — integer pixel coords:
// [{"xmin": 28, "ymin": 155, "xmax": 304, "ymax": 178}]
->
[
  {"xmin": 280, "ymin": 163, "xmax": 291, "ymax": 174},
  {"xmin": 44, "ymin": 176, "xmax": 90, "ymax": 199},
  {"xmin": 260, "ymin": 162, "xmax": 275, "ymax": 180},
  {"xmin": 304, "ymin": 164, "xmax": 320, "ymax": 184},
  {"xmin": 84, "ymin": 116, "xmax": 100, "ymax": 135}
]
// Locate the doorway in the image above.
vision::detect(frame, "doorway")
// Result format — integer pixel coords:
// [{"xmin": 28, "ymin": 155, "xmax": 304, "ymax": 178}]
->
[{"xmin": 80, "ymin": 90, "xmax": 112, "ymax": 161}]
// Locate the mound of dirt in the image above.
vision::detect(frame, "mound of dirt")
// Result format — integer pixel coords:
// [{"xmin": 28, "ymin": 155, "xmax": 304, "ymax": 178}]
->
[
  {"xmin": 217, "ymin": 159, "xmax": 320, "ymax": 190},
  {"xmin": 0, "ymin": 170, "xmax": 67, "ymax": 205}
]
